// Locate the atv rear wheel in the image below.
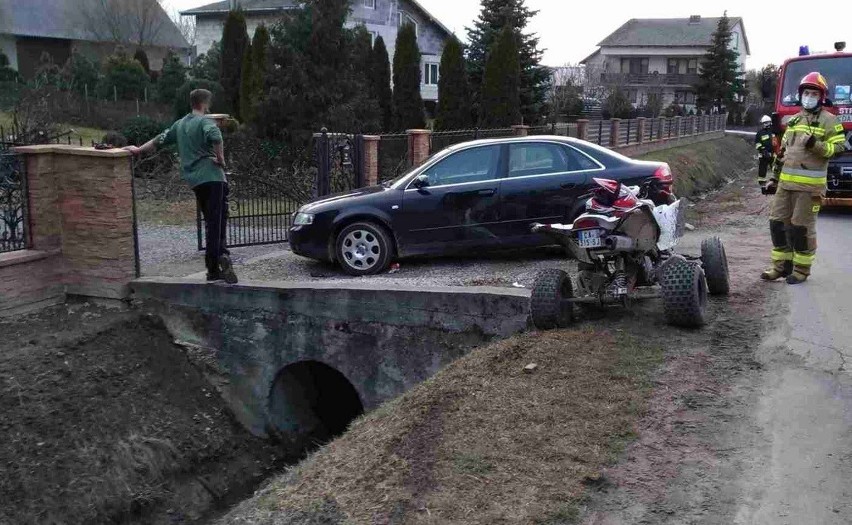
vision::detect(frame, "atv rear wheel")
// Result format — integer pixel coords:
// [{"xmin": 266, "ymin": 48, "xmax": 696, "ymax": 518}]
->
[
  {"xmin": 531, "ymin": 269, "xmax": 575, "ymax": 330},
  {"xmin": 701, "ymin": 236, "xmax": 730, "ymax": 295},
  {"xmin": 661, "ymin": 260, "xmax": 708, "ymax": 328}
]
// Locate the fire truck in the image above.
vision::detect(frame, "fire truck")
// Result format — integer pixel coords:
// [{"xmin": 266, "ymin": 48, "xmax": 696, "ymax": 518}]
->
[{"xmin": 774, "ymin": 42, "xmax": 852, "ymax": 206}]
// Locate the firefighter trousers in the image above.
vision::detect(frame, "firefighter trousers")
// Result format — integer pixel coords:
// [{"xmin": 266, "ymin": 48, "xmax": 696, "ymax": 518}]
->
[
  {"xmin": 758, "ymin": 156, "xmax": 772, "ymax": 185},
  {"xmin": 768, "ymin": 186, "xmax": 820, "ymax": 278}
]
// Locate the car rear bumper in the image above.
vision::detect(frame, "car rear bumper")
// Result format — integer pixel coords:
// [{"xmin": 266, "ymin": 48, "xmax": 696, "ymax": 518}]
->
[
  {"xmin": 289, "ymin": 225, "xmax": 331, "ymax": 261},
  {"xmin": 822, "ymin": 195, "xmax": 852, "ymax": 207}
]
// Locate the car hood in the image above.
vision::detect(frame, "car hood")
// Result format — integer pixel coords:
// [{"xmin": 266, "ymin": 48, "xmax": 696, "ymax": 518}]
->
[{"xmin": 299, "ymin": 185, "xmax": 390, "ymax": 213}]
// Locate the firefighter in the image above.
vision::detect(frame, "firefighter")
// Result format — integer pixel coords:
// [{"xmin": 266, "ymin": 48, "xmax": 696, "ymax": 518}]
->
[
  {"xmin": 756, "ymin": 115, "xmax": 774, "ymax": 189},
  {"xmin": 761, "ymin": 72, "xmax": 846, "ymax": 284}
]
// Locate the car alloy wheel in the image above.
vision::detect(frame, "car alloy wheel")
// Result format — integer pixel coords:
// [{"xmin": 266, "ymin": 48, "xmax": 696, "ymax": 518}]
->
[{"xmin": 335, "ymin": 222, "xmax": 392, "ymax": 276}]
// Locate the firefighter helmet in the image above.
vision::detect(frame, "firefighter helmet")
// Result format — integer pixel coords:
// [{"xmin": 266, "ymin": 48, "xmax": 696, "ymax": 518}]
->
[
  {"xmin": 799, "ymin": 72, "xmax": 829, "ymax": 100},
  {"xmin": 760, "ymin": 115, "xmax": 772, "ymax": 125}
]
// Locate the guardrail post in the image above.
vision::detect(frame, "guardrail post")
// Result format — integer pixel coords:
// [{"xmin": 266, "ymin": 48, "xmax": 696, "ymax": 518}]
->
[
  {"xmin": 407, "ymin": 129, "xmax": 432, "ymax": 166},
  {"xmin": 636, "ymin": 117, "xmax": 646, "ymax": 144},
  {"xmin": 362, "ymin": 135, "xmax": 380, "ymax": 186},
  {"xmin": 610, "ymin": 118, "xmax": 621, "ymax": 148},
  {"xmin": 512, "ymin": 125, "xmax": 530, "ymax": 137},
  {"xmin": 577, "ymin": 119, "xmax": 589, "ymax": 141}
]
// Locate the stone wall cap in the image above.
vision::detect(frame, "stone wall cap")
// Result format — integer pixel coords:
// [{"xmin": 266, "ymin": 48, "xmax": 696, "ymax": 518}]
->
[
  {"xmin": 13, "ymin": 145, "xmax": 132, "ymax": 158},
  {"xmin": 0, "ymin": 249, "xmax": 61, "ymax": 269},
  {"xmin": 406, "ymin": 129, "xmax": 432, "ymax": 134},
  {"xmin": 361, "ymin": 135, "xmax": 381, "ymax": 141}
]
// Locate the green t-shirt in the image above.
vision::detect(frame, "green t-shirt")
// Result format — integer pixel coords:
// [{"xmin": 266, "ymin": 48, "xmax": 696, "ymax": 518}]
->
[{"xmin": 158, "ymin": 113, "xmax": 225, "ymax": 188}]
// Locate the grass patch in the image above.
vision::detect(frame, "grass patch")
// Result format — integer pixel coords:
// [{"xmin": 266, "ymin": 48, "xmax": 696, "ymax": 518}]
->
[
  {"xmin": 1, "ymin": 110, "xmax": 108, "ymax": 145},
  {"xmin": 223, "ymin": 329, "xmax": 664, "ymax": 524},
  {"xmin": 638, "ymin": 135, "xmax": 754, "ymax": 199}
]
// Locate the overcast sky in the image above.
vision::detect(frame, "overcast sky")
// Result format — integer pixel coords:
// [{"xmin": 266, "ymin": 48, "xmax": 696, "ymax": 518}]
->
[{"xmin": 164, "ymin": 0, "xmax": 852, "ymax": 70}]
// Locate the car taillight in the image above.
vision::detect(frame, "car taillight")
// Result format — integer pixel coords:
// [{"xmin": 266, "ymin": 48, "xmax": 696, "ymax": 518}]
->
[{"xmin": 654, "ymin": 163, "xmax": 674, "ymax": 189}]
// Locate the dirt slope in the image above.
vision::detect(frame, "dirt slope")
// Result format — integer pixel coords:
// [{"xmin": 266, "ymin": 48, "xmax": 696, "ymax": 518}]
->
[{"xmin": 0, "ymin": 305, "xmax": 285, "ymax": 524}]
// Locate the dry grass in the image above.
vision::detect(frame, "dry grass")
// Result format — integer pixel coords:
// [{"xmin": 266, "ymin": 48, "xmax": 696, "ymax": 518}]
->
[
  {"xmin": 136, "ymin": 197, "xmax": 198, "ymax": 226},
  {"xmin": 639, "ymin": 135, "xmax": 755, "ymax": 199},
  {"xmin": 222, "ymin": 329, "xmax": 663, "ymax": 525}
]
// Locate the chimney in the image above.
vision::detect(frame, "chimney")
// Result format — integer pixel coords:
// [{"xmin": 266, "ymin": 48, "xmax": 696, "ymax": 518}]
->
[
  {"xmin": 229, "ymin": 0, "xmax": 239, "ymax": 10},
  {"xmin": 688, "ymin": 15, "xmax": 701, "ymax": 24}
]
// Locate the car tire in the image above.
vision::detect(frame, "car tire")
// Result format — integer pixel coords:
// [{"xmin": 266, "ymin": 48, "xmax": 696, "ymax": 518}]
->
[
  {"xmin": 335, "ymin": 222, "xmax": 393, "ymax": 276},
  {"xmin": 701, "ymin": 237, "xmax": 730, "ymax": 295},
  {"xmin": 530, "ymin": 269, "xmax": 575, "ymax": 330},
  {"xmin": 660, "ymin": 259, "xmax": 707, "ymax": 328}
]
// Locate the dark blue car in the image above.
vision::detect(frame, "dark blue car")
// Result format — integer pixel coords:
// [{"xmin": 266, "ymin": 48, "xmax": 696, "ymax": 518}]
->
[{"xmin": 289, "ymin": 136, "xmax": 673, "ymax": 275}]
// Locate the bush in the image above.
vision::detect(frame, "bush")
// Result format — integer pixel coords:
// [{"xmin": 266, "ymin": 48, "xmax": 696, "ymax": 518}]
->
[
  {"xmin": 0, "ymin": 52, "xmax": 19, "ymax": 82},
  {"xmin": 99, "ymin": 48, "xmax": 149, "ymax": 100},
  {"xmin": 191, "ymin": 42, "xmax": 221, "ymax": 81},
  {"xmin": 173, "ymin": 78, "xmax": 227, "ymax": 119},
  {"xmin": 121, "ymin": 116, "xmax": 169, "ymax": 146},
  {"xmin": 604, "ymin": 89, "xmax": 632, "ymax": 119},
  {"xmin": 157, "ymin": 51, "xmax": 187, "ymax": 105},
  {"xmin": 61, "ymin": 53, "xmax": 100, "ymax": 95}
]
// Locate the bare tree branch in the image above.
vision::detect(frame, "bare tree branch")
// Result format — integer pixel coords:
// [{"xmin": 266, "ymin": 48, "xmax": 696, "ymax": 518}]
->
[{"xmin": 79, "ymin": 0, "xmax": 167, "ymax": 47}]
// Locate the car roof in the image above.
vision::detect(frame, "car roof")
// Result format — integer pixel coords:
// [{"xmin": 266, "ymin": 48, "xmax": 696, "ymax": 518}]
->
[{"xmin": 438, "ymin": 135, "xmax": 633, "ymax": 163}]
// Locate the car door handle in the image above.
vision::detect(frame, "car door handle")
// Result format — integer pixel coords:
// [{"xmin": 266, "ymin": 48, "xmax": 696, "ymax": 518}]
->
[
  {"xmin": 561, "ymin": 183, "xmax": 577, "ymax": 189},
  {"xmin": 477, "ymin": 188, "xmax": 496, "ymax": 196}
]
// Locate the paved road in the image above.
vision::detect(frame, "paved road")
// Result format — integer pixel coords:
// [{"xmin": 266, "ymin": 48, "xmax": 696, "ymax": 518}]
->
[{"xmin": 734, "ymin": 211, "xmax": 852, "ymax": 524}]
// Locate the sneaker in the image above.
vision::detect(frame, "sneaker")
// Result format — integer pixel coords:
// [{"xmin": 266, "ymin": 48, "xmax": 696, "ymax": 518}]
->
[{"xmin": 218, "ymin": 255, "xmax": 239, "ymax": 284}]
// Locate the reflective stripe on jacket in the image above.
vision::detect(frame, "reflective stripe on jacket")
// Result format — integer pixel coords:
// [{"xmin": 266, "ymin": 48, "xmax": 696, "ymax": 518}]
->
[{"xmin": 777, "ymin": 109, "xmax": 845, "ymax": 194}]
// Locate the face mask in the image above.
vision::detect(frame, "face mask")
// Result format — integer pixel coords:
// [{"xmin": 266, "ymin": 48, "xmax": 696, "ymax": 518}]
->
[{"xmin": 801, "ymin": 94, "xmax": 820, "ymax": 110}]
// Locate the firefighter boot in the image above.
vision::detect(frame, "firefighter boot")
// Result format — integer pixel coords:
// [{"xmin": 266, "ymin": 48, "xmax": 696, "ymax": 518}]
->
[{"xmin": 761, "ymin": 261, "xmax": 793, "ymax": 281}]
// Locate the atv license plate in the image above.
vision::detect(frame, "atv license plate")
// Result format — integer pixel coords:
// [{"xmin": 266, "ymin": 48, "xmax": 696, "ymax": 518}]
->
[{"xmin": 577, "ymin": 229, "xmax": 603, "ymax": 248}]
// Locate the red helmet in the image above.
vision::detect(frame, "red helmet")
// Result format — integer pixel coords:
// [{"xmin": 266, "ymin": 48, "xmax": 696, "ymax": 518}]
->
[{"xmin": 799, "ymin": 72, "xmax": 829, "ymax": 100}]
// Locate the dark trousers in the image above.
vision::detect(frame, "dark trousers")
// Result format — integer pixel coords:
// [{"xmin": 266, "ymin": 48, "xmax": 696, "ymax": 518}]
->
[
  {"xmin": 758, "ymin": 155, "xmax": 772, "ymax": 183},
  {"xmin": 194, "ymin": 181, "xmax": 230, "ymax": 275}
]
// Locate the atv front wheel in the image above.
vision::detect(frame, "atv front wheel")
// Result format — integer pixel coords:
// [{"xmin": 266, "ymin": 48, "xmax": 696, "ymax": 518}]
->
[
  {"xmin": 530, "ymin": 269, "xmax": 575, "ymax": 330},
  {"xmin": 660, "ymin": 260, "xmax": 708, "ymax": 328},
  {"xmin": 701, "ymin": 237, "xmax": 730, "ymax": 295}
]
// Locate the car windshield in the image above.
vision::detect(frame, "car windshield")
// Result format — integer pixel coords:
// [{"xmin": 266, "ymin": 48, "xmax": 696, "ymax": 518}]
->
[
  {"xmin": 780, "ymin": 56, "xmax": 852, "ymax": 106},
  {"xmin": 384, "ymin": 150, "xmax": 445, "ymax": 188}
]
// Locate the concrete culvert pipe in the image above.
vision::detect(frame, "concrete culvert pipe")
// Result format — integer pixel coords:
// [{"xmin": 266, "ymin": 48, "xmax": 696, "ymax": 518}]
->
[{"xmin": 267, "ymin": 361, "xmax": 364, "ymax": 452}]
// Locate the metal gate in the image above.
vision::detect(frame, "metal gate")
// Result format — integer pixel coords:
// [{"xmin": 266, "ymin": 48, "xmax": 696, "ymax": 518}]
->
[
  {"xmin": 314, "ymin": 130, "xmax": 365, "ymax": 196},
  {"xmin": 0, "ymin": 153, "xmax": 28, "ymax": 254},
  {"xmin": 196, "ymin": 175, "xmax": 302, "ymax": 250}
]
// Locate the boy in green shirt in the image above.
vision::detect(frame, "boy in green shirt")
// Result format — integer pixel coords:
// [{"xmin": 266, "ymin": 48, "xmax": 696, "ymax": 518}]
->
[{"xmin": 125, "ymin": 89, "xmax": 238, "ymax": 284}]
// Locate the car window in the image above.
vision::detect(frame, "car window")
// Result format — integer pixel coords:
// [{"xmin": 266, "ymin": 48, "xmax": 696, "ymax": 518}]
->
[
  {"xmin": 563, "ymin": 145, "xmax": 601, "ymax": 171},
  {"xmin": 508, "ymin": 143, "xmax": 568, "ymax": 177},
  {"xmin": 420, "ymin": 145, "xmax": 500, "ymax": 187}
]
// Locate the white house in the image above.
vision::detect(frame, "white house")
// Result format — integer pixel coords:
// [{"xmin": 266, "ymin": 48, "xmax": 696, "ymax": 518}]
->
[
  {"xmin": 181, "ymin": 0, "xmax": 453, "ymax": 106},
  {"xmin": 581, "ymin": 15, "xmax": 750, "ymax": 112}
]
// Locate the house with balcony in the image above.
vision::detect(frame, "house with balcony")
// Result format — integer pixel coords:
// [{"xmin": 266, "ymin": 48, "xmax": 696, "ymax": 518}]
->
[
  {"xmin": 181, "ymin": 0, "xmax": 452, "ymax": 110},
  {"xmin": 581, "ymin": 15, "xmax": 750, "ymax": 113}
]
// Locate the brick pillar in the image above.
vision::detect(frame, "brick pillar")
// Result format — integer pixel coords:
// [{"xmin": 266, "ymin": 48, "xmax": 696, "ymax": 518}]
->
[
  {"xmin": 610, "ymin": 118, "xmax": 621, "ymax": 148},
  {"xmin": 636, "ymin": 117, "xmax": 647, "ymax": 144},
  {"xmin": 407, "ymin": 129, "xmax": 432, "ymax": 166},
  {"xmin": 512, "ymin": 125, "xmax": 530, "ymax": 137},
  {"xmin": 362, "ymin": 135, "xmax": 380, "ymax": 186},
  {"xmin": 657, "ymin": 118, "xmax": 665, "ymax": 141},
  {"xmin": 15, "ymin": 145, "xmax": 136, "ymax": 300},
  {"xmin": 674, "ymin": 116, "xmax": 682, "ymax": 138},
  {"xmin": 576, "ymin": 119, "xmax": 589, "ymax": 141}
]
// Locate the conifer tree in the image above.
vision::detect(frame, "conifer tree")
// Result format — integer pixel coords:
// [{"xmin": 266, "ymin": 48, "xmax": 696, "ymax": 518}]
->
[
  {"xmin": 392, "ymin": 23, "xmax": 424, "ymax": 130},
  {"xmin": 479, "ymin": 26, "xmax": 521, "ymax": 127},
  {"xmin": 695, "ymin": 14, "xmax": 746, "ymax": 112},
  {"xmin": 220, "ymin": 9, "xmax": 250, "ymax": 119},
  {"xmin": 370, "ymin": 36, "xmax": 393, "ymax": 130},
  {"xmin": 467, "ymin": 0, "xmax": 549, "ymax": 123},
  {"xmin": 435, "ymin": 36, "xmax": 472, "ymax": 130}
]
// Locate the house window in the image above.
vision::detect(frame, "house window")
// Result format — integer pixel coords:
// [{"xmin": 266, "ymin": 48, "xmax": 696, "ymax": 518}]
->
[
  {"xmin": 363, "ymin": 0, "xmax": 376, "ymax": 8},
  {"xmin": 621, "ymin": 57, "xmax": 648, "ymax": 74},
  {"xmin": 730, "ymin": 32, "xmax": 739, "ymax": 50},
  {"xmin": 424, "ymin": 63, "xmax": 439, "ymax": 85},
  {"xmin": 687, "ymin": 59, "xmax": 698, "ymax": 74},
  {"xmin": 667, "ymin": 58, "xmax": 679, "ymax": 75},
  {"xmin": 675, "ymin": 90, "xmax": 696, "ymax": 104},
  {"xmin": 397, "ymin": 11, "xmax": 418, "ymax": 37}
]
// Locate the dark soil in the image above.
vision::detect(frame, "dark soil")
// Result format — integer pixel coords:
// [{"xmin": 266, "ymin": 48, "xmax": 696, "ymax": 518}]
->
[{"xmin": 0, "ymin": 302, "xmax": 286, "ymax": 524}]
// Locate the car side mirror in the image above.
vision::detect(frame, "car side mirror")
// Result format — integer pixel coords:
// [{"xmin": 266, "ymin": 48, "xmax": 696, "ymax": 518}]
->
[{"xmin": 413, "ymin": 174, "xmax": 430, "ymax": 188}]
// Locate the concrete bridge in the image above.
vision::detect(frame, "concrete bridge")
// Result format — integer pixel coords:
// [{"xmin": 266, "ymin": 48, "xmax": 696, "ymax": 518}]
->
[{"xmin": 131, "ymin": 279, "xmax": 529, "ymax": 450}]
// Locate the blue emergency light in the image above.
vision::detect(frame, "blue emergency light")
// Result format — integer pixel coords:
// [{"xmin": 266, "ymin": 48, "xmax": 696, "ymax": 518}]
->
[{"xmin": 799, "ymin": 46, "xmax": 810, "ymax": 56}]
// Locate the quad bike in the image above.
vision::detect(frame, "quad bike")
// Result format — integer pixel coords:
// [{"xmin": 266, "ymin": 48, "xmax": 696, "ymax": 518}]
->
[{"xmin": 529, "ymin": 177, "xmax": 730, "ymax": 329}]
